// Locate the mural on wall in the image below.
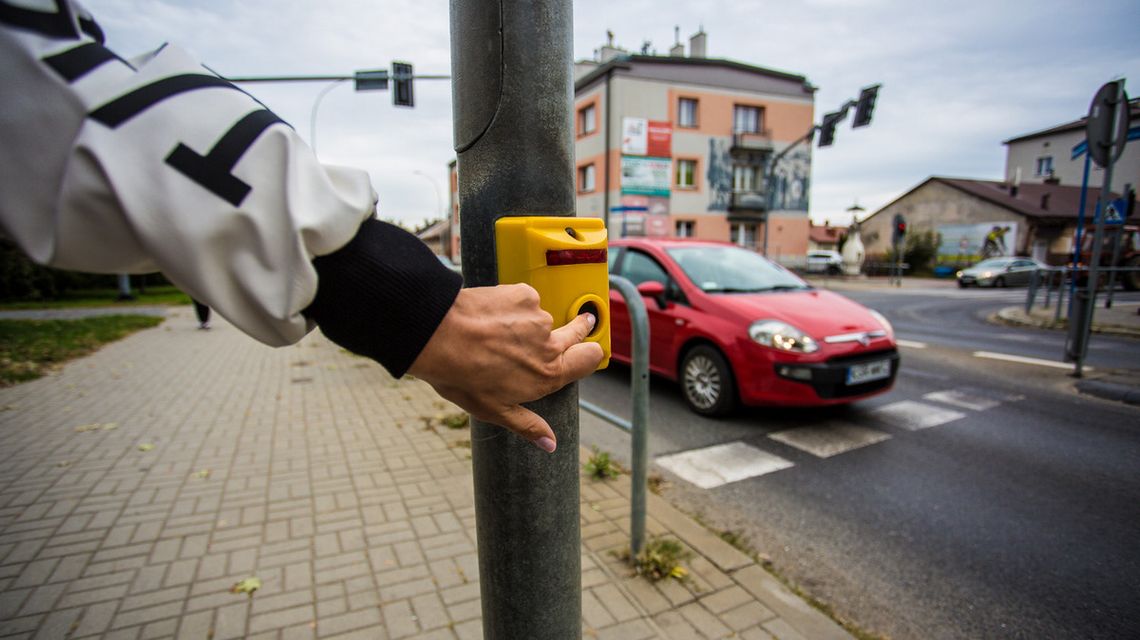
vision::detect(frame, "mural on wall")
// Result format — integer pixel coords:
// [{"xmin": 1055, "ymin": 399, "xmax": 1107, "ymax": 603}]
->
[
  {"xmin": 706, "ymin": 139, "xmax": 732, "ymax": 211},
  {"xmin": 770, "ymin": 148, "xmax": 810, "ymax": 212},
  {"xmin": 937, "ymin": 222, "xmax": 1019, "ymax": 264}
]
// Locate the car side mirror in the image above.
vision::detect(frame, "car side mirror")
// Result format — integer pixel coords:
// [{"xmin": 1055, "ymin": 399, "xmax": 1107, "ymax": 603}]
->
[{"xmin": 637, "ymin": 281, "xmax": 667, "ymax": 310}]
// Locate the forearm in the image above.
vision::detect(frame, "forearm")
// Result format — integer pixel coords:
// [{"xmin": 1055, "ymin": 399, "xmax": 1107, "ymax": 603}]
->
[{"xmin": 304, "ymin": 218, "xmax": 462, "ymax": 377}]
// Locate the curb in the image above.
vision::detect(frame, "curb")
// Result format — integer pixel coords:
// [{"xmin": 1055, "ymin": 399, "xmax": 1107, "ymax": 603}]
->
[
  {"xmin": 992, "ymin": 306, "xmax": 1140, "ymax": 338},
  {"xmin": 1074, "ymin": 379, "xmax": 1140, "ymax": 406}
]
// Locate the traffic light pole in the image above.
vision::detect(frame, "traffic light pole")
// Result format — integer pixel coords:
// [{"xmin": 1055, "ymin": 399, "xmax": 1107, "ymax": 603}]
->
[
  {"xmin": 763, "ymin": 125, "xmax": 818, "ymax": 256},
  {"xmin": 449, "ymin": 1, "xmax": 581, "ymax": 638}
]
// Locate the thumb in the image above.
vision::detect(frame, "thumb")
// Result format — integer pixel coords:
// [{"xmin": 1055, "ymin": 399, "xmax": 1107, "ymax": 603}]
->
[{"xmin": 494, "ymin": 405, "xmax": 558, "ymax": 453}]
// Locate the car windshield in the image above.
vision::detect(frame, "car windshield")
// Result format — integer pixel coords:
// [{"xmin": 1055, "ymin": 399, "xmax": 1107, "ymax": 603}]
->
[
  {"xmin": 667, "ymin": 245, "xmax": 809, "ymax": 293},
  {"xmin": 974, "ymin": 258, "xmax": 1014, "ymax": 269}
]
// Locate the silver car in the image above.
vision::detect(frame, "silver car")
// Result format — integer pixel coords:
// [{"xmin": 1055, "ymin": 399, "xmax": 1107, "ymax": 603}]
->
[{"xmin": 957, "ymin": 257, "xmax": 1044, "ymax": 288}]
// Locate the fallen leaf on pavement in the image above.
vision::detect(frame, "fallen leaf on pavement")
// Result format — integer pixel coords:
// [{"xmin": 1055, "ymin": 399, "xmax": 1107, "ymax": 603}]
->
[
  {"xmin": 231, "ymin": 577, "xmax": 261, "ymax": 597},
  {"xmin": 137, "ymin": 443, "xmax": 155, "ymax": 452}
]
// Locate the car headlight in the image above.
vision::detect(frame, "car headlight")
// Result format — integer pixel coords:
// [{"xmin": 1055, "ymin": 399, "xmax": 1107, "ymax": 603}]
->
[
  {"xmin": 868, "ymin": 309, "xmax": 894, "ymax": 338},
  {"xmin": 749, "ymin": 320, "xmax": 819, "ymax": 353},
  {"xmin": 981, "ymin": 271, "xmax": 992, "ymax": 278},
  {"xmin": 956, "ymin": 270, "xmax": 963, "ymax": 278}
]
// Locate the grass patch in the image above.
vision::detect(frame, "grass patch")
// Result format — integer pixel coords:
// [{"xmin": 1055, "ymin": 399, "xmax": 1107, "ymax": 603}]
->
[
  {"xmin": 622, "ymin": 537, "xmax": 691, "ymax": 582},
  {"xmin": 0, "ymin": 286, "xmax": 190, "ymax": 310},
  {"xmin": 0, "ymin": 315, "xmax": 163, "ymax": 385},
  {"xmin": 583, "ymin": 447, "xmax": 623, "ymax": 480}
]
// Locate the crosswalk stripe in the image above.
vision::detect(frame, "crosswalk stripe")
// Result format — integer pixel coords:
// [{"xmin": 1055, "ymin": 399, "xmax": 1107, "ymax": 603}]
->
[
  {"xmin": 923, "ymin": 388, "xmax": 1023, "ymax": 411},
  {"xmin": 768, "ymin": 422, "xmax": 891, "ymax": 458},
  {"xmin": 869, "ymin": 400, "xmax": 966, "ymax": 430},
  {"xmin": 655, "ymin": 442, "xmax": 794, "ymax": 489},
  {"xmin": 895, "ymin": 339, "xmax": 927, "ymax": 349}
]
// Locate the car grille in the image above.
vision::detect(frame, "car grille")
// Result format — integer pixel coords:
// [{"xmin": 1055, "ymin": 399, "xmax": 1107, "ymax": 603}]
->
[{"xmin": 774, "ymin": 349, "xmax": 900, "ymax": 399}]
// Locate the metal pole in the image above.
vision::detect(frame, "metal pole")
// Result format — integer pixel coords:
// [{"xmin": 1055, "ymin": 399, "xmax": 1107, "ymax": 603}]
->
[
  {"xmin": 608, "ymin": 275, "xmax": 650, "ymax": 558},
  {"xmin": 1074, "ymin": 81, "xmax": 1125, "ymax": 376},
  {"xmin": 450, "ymin": 2, "xmax": 580, "ymax": 638}
]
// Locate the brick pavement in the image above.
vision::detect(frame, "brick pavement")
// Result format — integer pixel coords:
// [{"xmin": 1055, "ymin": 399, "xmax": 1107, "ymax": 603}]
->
[{"xmin": 0, "ymin": 308, "xmax": 849, "ymax": 639}]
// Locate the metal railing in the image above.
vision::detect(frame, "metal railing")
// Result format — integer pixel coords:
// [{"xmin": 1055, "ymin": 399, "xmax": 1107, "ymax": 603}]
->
[
  {"xmin": 1027, "ymin": 266, "xmax": 1140, "ymax": 319},
  {"xmin": 578, "ymin": 275, "xmax": 650, "ymax": 558}
]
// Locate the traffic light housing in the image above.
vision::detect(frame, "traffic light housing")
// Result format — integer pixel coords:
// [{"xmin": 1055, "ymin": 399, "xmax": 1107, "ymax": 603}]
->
[
  {"xmin": 392, "ymin": 62, "xmax": 413, "ymax": 107},
  {"xmin": 852, "ymin": 84, "xmax": 880, "ymax": 128},
  {"xmin": 892, "ymin": 214, "xmax": 907, "ymax": 245},
  {"xmin": 818, "ymin": 111, "xmax": 843, "ymax": 147}
]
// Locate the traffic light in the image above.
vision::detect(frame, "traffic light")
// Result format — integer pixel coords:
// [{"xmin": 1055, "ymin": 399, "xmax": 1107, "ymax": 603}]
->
[
  {"xmin": 392, "ymin": 62, "xmax": 413, "ymax": 107},
  {"xmin": 852, "ymin": 84, "xmax": 880, "ymax": 128},
  {"xmin": 892, "ymin": 214, "xmax": 907, "ymax": 245},
  {"xmin": 818, "ymin": 111, "xmax": 843, "ymax": 147}
]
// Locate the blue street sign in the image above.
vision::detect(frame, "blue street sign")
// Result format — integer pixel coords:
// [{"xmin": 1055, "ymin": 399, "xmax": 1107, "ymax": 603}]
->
[{"xmin": 1103, "ymin": 199, "xmax": 1127, "ymax": 224}]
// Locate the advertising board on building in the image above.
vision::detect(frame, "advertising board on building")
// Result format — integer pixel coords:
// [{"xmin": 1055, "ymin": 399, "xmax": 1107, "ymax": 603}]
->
[
  {"xmin": 621, "ymin": 156, "xmax": 672, "ymax": 197},
  {"xmin": 621, "ymin": 118, "xmax": 672, "ymax": 157},
  {"xmin": 937, "ymin": 222, "xmax": 1019, "ymax": 264}
]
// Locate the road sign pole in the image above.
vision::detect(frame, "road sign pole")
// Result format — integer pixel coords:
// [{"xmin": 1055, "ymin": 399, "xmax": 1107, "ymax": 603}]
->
[
  {"xmin": 449, "ymin": 1, "xmax": 581, "ymax": 638},
  {"xmin": 1074, "ymin": 81, "xmax": 1127, "ymax": 376}
]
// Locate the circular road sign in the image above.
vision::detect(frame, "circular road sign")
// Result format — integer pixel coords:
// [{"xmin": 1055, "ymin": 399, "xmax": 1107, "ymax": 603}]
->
[{"xmin": 1086, "ymin": 81, "xmax": 1130, "ymax": 169}]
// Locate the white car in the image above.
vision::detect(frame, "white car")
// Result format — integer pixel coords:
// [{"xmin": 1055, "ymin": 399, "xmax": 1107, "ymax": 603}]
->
[{"xmin": 805, "ymin": 250, "xmax": 844, "ymax": 275}]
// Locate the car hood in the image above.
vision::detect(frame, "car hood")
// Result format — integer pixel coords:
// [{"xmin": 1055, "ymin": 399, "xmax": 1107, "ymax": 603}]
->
[{"xmin": 711, "ymin": 289, "xmax": 889, "ymax": 340}]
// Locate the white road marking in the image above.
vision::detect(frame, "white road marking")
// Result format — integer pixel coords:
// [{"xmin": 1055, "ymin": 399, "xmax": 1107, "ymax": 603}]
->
[
  {"xmin": 655, "ymin": 442, "xmax": 794, "ymax": 489},
  {"xmin": 895, "ymin": 339, "xmax": 927, "ymax": 349},
  {"xmin": 923, "ymin": 387, "xmax": 1024, "ymax": 411},
  {"xmin": 768, "ymin": 423, "xmax": 891, "ymax": 458},
  {"xmin": 869, "ymin": 400, "xmax": 967, "ymax": 431},
  {"xmin": 973, "ymin": 351, "xmax": 1086, "ymax": 371}
]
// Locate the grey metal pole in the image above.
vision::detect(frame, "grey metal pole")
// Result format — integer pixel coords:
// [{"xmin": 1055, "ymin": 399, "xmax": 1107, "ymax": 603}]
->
[
  {"xmin": 608, "ymin": 275, "xmax": 650, "ymax": 558},
  {"xmin": 449, "ymin": 2, "xmax": 581, "ymax": 638}
]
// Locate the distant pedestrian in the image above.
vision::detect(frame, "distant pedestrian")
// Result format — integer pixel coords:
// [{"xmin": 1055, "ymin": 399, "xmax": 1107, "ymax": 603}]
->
[{"xmin": 192, "ymin": 299, "xmax": 211, "ymax": 330}]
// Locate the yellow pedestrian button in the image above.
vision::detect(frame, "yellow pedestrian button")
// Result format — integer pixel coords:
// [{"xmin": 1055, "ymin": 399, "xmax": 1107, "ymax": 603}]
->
[{"xmin": 495, "ymin": 216, "xmax": 610, "ymax": 370}]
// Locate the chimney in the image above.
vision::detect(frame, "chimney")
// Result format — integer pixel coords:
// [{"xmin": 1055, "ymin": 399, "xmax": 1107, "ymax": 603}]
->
[
  {"xmin": 1010, "ymin": 166, "xmax": 1021, "ymax": 198},
  {"xmin": 670, "ymin": 26, "xmax": 684, "ymax": 56},
  {"xmin": 1041, "ymin": 193, "xmax": 1050, "ymax": 210},
  {"xmin": 689, "ymin": 28, "xmax": 706, "ymax": 58}
]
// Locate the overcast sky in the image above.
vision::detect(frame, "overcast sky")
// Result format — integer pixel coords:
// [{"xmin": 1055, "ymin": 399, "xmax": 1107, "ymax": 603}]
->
[{"xmin": 87, "ymin": 0, "xmax": 1140, "ymax": 228}]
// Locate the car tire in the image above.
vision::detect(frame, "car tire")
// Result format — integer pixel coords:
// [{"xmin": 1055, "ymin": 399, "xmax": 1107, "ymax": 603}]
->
[
  {"xmin": 957, "ymin": 280, "xmax": 967, "ymax": 288},
  {"xmin": 994, "ymin": 276, "xmax": 1006, "ymax": 288},
  {"xmin": 680, "ymin": 345, "xmax": 736, "ymax": 417}
]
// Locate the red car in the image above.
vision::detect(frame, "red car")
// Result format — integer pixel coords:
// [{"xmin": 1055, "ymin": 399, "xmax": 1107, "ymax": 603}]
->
[{"xmin": 607, "ymin": 238, "xmax": 899, "ymax": 416}]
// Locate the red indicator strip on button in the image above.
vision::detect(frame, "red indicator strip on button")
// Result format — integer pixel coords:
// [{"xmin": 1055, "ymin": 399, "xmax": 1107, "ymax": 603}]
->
[{"xmin": 545, "ymin": 249, "xmax": 608, "ymax": 266}]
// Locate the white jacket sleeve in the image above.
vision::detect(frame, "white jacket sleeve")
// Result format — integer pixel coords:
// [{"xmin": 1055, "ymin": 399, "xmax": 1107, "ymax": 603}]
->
[{"xmin": 0, "ymin": 1, "xmax": 375, "ymax": 346}]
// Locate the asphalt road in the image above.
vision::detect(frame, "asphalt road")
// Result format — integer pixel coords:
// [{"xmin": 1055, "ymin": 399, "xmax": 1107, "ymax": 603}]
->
[{"xmin": 579, "ymin": 285, "xmax": 1140, "ymax": 640}]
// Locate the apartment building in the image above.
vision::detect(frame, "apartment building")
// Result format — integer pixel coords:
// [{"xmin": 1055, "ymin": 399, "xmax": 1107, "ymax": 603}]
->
[{"xmin": 573, "ymin": 31, "xmax": 816, "ymax": 262}]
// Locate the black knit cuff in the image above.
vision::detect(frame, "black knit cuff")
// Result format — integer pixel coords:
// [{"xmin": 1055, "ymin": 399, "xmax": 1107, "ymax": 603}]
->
[{"xmin": 303, "ymin": 218, "xmax": 462, "ymax": 377}]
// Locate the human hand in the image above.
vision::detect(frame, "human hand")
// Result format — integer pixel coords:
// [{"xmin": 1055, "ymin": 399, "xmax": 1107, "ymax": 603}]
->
[{"xmin": 407, "ymin": 283, "xmax": 604, "ymax": 453}]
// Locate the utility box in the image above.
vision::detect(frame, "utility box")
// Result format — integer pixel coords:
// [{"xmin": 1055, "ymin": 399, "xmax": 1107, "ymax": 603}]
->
[{"xmin": 495, "ymin": 216, "xmax": 610, "ymax": 369}]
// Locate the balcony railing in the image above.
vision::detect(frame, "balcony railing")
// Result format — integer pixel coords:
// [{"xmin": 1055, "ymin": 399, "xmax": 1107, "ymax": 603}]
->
[
  {"xmin": 732, "ymin": 130, "xmax": 774, "ymax": 151},
  {"xmin": 730, "ymin": 189, "xmax": 768, "ymax": 212}
]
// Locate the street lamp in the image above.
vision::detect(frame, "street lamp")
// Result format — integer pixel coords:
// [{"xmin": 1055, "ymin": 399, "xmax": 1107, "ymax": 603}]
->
[{"xmin": 309, "ymin": 79, "xmax": 348, "ymax": 156}]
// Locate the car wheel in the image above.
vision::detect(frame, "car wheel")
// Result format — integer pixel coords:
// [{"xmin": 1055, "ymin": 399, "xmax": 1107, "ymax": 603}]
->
[
  {"xmin": 957, "ymin": 280, "xmax": 967, "ymax": 288},
  {"xmin": 680, "ymin": 345, "xmax": 736, "ymax": 417},
  {"xmin": 995, "ymin": 276, "xmax": 1006, "ymax": 288}
]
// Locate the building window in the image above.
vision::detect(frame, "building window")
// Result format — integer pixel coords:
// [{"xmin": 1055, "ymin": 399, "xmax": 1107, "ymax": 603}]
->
[
  {"xmin": 733, "ymin": 165, "xmax": 761, "ymax": 192},
  {"xmin": 675, "ymin": 220, "xmax": 694, "ymax": 238},
  {"xmin": 678, "ymin": 98, "xmax": 698, "ymax": 128},
  {"xmin": 578, "ymin": 164, "xmax": 596, "ymax": 192},
  {"xmin": 578, "ymin": 104, "xmax": 596, "ymax": 136},
  {"xmin": 1035, "ymin": 156, "xmax": 1054, "ymax": 176},
  {"xmin": 731, "ymin": 223, "xmax": 757, "ymax": 248},
  {"xmin": 676, "ymin": 159, "xmax": 697, "ymax": 189},
  {"xmin": 733, "ymin": 105, "xmax": 762, "ymax": 133}
]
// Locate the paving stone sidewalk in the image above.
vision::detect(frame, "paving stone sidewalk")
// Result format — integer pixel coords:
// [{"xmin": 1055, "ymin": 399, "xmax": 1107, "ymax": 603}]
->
[{"xmin": 0, "ymin": 308, "xmax": 849, "ymax": 639}]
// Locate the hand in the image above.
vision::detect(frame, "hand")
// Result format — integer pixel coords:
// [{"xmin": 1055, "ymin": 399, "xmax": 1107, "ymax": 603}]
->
[{"xmin": 407, "ymin": 283, "xmax": 604, "ymax": 453}]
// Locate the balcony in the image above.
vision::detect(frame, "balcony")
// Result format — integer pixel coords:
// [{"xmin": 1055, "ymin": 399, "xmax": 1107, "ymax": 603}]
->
[
  {"xmin": 732, "ymin": 130, "xmax": 774, "ymax": 152},
  {"xmin": 728, "ymin": 190, "xmax": 768, "ymax": 221}
]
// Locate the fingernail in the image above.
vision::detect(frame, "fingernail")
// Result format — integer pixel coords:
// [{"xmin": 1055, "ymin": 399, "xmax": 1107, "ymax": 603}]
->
[
  {"xmin": 535, "ymin": 437, "xmax": 557, "ymax": 453},
  {"xmin": 584, "ymin": 313, "xmax": 596, "ymax": 328}
]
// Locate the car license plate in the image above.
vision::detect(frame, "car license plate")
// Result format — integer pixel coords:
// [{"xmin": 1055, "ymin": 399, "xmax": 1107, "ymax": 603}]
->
[{"xmin": 846, "ymin": 359, "xmax": 891, "ymax": 385}]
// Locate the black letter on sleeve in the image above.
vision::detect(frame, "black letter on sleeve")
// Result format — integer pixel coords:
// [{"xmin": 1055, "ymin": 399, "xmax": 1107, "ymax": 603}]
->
[{"xmin": 165, "ymin": 109, "xmax": 285, "ymax": 207}]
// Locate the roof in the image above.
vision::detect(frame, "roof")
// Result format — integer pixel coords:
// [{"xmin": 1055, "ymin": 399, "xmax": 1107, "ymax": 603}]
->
[
  {"xmin": 809, "ymin": 224, "xmax": 847, "ymax": 244},
  {"xmin": 575, "ymin": 54, "xmax": 815, "ymax": 96},
  {"xmin": 1003, "ymin": 98, "xmax": 1140, "ymax": 145},
  {"xmin": 867, "ymin": 176, "xmax": 1130, "ymax": 223}
]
